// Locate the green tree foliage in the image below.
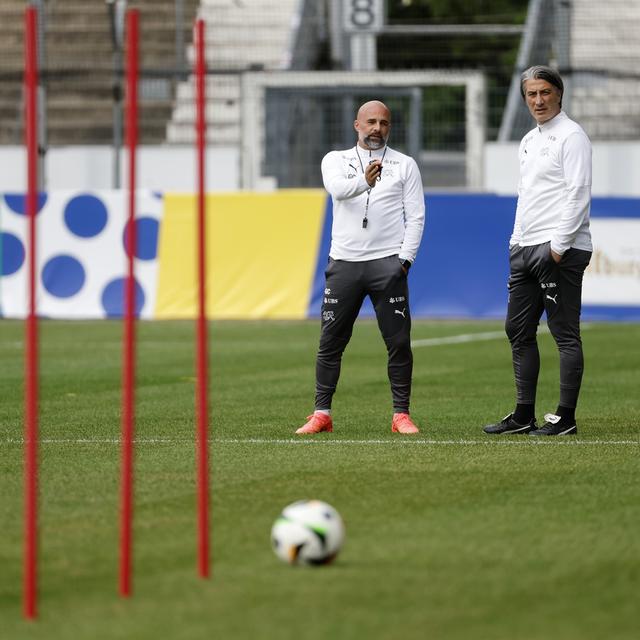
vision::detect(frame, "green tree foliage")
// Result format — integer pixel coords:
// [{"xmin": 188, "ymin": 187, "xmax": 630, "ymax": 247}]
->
[
  {"xmin": 387, "ymin": 0, "xmax": 528, "ymax": 25},
  {"xmin": 380, "ymin": 0, "xmax": 530, "ymax": 141}
]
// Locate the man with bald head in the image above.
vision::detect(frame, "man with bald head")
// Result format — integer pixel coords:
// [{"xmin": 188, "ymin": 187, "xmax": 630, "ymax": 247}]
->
[{"xmin": 296, "ymin": 100, "xmax": 425, "ymax": 435}]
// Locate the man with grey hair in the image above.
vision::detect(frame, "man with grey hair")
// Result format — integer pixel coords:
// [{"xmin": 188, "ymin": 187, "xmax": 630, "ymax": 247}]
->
[{"xmin": 484, "ymin": 65, "xmax": 592, "ymax": 436}]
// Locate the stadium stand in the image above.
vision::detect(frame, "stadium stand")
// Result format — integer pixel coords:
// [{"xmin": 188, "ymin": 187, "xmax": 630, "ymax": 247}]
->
[
  {"xmin": 0, "ymin": 0, "xmax": 199, "ymax": 145},
  {"xmin": 166, "ymin": 0, "xmax": 300, "ymax": 145},
  {"xmin": 500, "ymin": 0, "xmax": 640, "ymax": 142},
  {"xmin": 570, "ymin": 0, "xmax": 640, "ymax": 139},
  {"xmin": 0, "ymin": 1, "xmax": 24, "ymax": 144},
  {"xmin": 2, "ymin": 1, "xmax": 638, "ymax": 152}
]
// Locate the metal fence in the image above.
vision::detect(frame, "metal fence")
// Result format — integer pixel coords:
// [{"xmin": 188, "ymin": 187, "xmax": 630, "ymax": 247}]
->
[
  {"xmin": 241, "ymin": 71, "xmax": 485, "ymax": 190},
  {"xmin": 1, "ymin": 0, "xmax": 639, "ymax": 189},
  {"xmin": 499, "ymin": 0, "xmax": 640, "ymax": 141},
  {"xmin": 0, "ymin": 0, "xmax": 198, "ymax": 149}
]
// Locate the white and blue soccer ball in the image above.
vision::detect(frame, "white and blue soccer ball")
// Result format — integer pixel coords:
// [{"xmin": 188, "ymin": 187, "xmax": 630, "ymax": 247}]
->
[{"xmin": 271, "ymin": 500, "xmax": 345, "ymax": 566}]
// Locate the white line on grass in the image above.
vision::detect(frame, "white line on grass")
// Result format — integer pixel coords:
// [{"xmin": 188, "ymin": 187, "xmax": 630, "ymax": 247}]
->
[
  {"xmin": 2, "ymin": 437, "xmax": 637, "ymax": 446},
  {"xmin": 412, "ymin": 330, "xmax": 506, "ymax": 347},
  {"xmin": 411, "ymin": 326, "xmax": 549, "ymax": 348},
  {"xmin": 411, "ymin": 324, "xmax": 597, "ymax": 348},
  {"xmin": 217, "ymin": 438, "xmax": 638, "ymax": 446}
]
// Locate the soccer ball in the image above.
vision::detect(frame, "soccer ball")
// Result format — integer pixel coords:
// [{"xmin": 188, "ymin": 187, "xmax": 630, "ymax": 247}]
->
[{"xmin": 271, "ymin": 500, "xmax": 345, "ymax": 566}]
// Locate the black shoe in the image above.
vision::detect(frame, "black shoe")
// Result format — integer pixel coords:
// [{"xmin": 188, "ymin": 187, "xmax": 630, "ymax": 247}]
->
[
  {"xmin": 529, "ymin": 413, "xmax": 577, "ymax": 436},
  {"xmin": 483, "ymin": 413, "xmax": 537, "ymax": 435}
]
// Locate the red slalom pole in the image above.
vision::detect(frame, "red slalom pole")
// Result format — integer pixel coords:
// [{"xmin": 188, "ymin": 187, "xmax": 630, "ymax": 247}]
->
[
  {"xmin": 195, "ymin": 18, "xmax": 210, "ymax": 578},
  {"xmin": 120, "ymin": 8, "xmax": 139, "ymax": 598},
  {"xmin": 23, "ymin": 5, "xmax": 39, "ymax": 620}
]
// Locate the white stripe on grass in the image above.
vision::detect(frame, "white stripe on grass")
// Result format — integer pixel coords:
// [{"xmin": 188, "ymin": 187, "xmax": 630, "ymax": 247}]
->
[
  {"xmin": 412, "ymin": 330, "xmax": 505, "ymax": 347},
  {"xmin": 2, "ymin": 437, "xmax": 637, "ymax": 446},
  {"xmin": 411, "ymin": 324, "xmax": 596, "ymax": 348},
  {"xmin": 218, "ymin": 438, "xmax": 638, "ymax": 446},
  {"xmin": 412, "ymin": 326, "xmax": 549, "ymax": 348}
]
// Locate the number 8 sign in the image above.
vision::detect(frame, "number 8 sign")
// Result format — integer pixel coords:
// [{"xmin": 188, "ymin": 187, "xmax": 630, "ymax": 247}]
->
[{"xmin": 343, "ymin": 0, "xmax": 384, "ymax": 33}]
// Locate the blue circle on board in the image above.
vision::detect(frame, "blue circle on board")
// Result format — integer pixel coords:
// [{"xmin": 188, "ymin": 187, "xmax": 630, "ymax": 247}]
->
[
  {"xmin": 101, "ymin": 277, "xmax": 146, "ymax": 318},
  {"xmin": 1, "ymin": 232, "xmax": 26, "ymax": 275},
  {"xmin": 123, "ymin": 217, "xmax": 159, "ymax": 261},
  {"xmin": 41, "ymin": 255, "xmax": 86, "ymax": 298},
  {"xmin": 64, "ymin": 194, "xmax": 108, "ymax": 238},
  {"xmin": 3, "ymin": 193, "xmax": 48, "ymax": 215}
]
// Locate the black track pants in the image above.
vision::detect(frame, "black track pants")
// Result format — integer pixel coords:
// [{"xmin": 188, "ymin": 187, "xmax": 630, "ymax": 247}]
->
[
  {"xmin": 506, "ymin": 242, "xmax": 591, "ymax": 409},
  {"xmin": 315, "ymin": 255, "xmax": 413, "ymax": 413}
]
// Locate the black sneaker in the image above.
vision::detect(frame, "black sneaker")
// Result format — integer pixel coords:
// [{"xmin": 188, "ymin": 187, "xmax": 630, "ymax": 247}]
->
[
  {"xmin": 483, "ymin": 413, "xmax": 537, "ymax": 435},
  {"xmin": 529, "ymin": 413, "xmax": 577, "ymax": 436}
]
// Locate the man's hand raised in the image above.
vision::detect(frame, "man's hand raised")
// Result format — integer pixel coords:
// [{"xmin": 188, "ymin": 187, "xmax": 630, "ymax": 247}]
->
[{"xmin": 365, "ymin": 160, "xmax": 382, "ymax": 187}]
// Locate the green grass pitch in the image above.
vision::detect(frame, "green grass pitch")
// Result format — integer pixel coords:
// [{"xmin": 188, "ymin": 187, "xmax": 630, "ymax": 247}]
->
[{"xmin": 1, "ymin": 318, "xmax": 639, "ymax": 639}]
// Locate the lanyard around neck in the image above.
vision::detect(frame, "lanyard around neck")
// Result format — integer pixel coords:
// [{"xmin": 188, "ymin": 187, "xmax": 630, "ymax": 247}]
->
[{"xmin": 355, "ymin": 146, "xmax": 387, "ymax": 229}]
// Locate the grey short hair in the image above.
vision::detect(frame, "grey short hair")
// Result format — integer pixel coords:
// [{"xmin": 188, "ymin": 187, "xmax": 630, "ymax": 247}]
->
[{"xmin": 520, "ymin": 65, "xmax": 564, "ymax": 106}]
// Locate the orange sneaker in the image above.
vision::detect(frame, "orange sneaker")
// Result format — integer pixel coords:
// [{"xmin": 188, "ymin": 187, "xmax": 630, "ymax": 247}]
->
[
  {"xmin": 295, "ymin": 412, "xmax": 333, "ymax": 435},
  {"xmin": 392, "ymin": 412, "xmax": 420, "ymax": 434}
]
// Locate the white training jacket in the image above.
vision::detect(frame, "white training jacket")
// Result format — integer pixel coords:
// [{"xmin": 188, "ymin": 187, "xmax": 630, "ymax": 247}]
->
[
  {"xmin": 511, "ymin": 110, "xmax": 593, "ymax": 255},
  {"xmin": 321, "ymin": 145, "xmax": 425, "ymax": 263}
]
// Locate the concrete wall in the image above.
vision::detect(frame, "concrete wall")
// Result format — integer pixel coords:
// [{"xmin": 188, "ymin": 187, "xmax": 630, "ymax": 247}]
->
[
  {"xmin": 0, "ymin": 146, "xmax": 241, "ymax": 192},
  {"xmin": 1, "ymin": 141, "xmax": 639, "ymax": 195}
]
